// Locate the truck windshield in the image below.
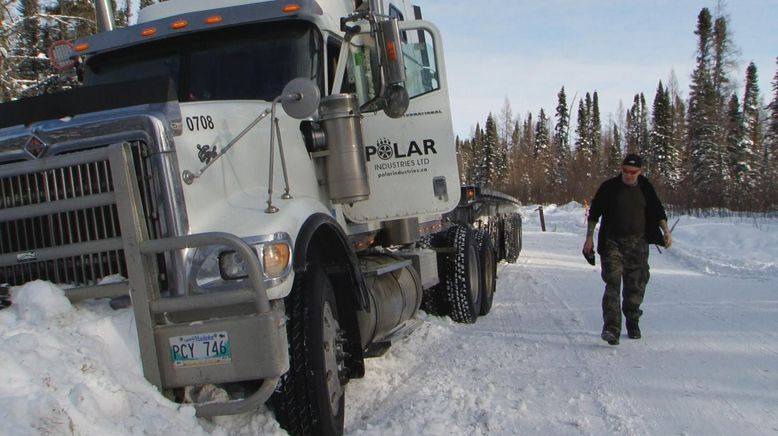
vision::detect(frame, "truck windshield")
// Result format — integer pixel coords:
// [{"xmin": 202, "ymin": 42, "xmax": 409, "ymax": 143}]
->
[{"xmin": 84, "ymin": 21, "xmax": 322, "ymax": 102}]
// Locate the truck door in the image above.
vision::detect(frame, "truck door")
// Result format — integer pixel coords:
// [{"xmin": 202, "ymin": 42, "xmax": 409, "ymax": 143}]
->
[{"xmin": 337, "ymin": 22, "xmax": 460, "ymax": 223}]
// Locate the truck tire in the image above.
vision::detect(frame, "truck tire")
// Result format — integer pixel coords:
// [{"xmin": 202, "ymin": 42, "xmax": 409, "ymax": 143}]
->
[
  {"xmin": 441, "ymin": 225, "xmax": 481, "ymax": 324},
  {"xmin": 474, "ymin": 229, "xmax": 497, "ymax": 316},
  {"xmin": 504, "ymin": 214, "xmax": 522, "ymax": 263},
  {"xmin": 271, "ymin": 265, "xmax": 346, "ymax": 436}
]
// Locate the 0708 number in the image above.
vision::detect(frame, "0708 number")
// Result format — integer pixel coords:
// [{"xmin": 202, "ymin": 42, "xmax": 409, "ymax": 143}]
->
[{"xmin": 186, "ymin": 115, "xmax": 215, "ymax": 131}]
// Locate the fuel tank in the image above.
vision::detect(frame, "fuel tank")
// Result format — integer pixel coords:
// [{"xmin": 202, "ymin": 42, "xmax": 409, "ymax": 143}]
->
[{"xmin": 357, "ymin": 255, "xmax": 422, "ymax": 349}]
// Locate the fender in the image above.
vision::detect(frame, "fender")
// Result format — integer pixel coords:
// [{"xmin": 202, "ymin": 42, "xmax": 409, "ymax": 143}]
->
[
  {"xmin": 293, "ymin": 213, "xmax": 369, "ymax": 311},
  {"xmin": 294, "ymin": 212, "xmax": 369, "ymax": 378}
]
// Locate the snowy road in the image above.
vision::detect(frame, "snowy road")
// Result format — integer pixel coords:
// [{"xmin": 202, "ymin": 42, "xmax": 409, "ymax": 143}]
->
[
  {"xmin": 3, "ymin": 207, "xmax": 777, "ymax": 436},
  {"xmin": 345, "ymin": 228, "xmax": 778, "ymax": 435}
]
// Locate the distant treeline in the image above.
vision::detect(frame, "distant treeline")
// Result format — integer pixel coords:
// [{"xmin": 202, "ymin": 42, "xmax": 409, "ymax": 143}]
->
[
  {"xmin": 457, "ymin": 7, "xmax": 778, "ymax": 213},
  {"xmin": 2, "ymin": 3, "xmax": 776, "ymax": 212}
]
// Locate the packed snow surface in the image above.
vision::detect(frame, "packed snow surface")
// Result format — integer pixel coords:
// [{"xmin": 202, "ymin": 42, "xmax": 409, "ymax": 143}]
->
[{"xmin": 1, "ymin": 203, "xmax": 777, "ymax": 435}]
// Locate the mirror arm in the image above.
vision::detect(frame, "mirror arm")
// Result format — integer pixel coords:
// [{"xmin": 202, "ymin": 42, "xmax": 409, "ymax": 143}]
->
[{"xmin": 182, "ymin": 108, "xmax": 271, "ymax": 185}]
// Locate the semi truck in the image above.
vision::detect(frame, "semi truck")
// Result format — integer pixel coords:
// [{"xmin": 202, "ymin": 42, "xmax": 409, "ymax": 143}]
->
[{"xmin": 0, "ymin": 1, "xmax": 517, "ymax": 434}]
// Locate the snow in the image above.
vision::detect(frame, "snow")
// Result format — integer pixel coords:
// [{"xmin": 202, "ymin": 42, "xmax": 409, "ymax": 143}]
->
[{"xmin": 2, "ymin": 203, "xmax": 777, "ymax": 435}]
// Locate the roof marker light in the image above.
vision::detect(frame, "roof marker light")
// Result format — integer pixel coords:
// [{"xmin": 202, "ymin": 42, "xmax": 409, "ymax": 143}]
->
[
  {"xmin": 171, "ymin": 20, "xmax": 189, "ymax": 30},
  {"xmin": 141, "ymin": 27, "xmax": 157, "ymax": 37},
  {"xmin": 205, "ymin": 15, "xmax": 223, "ymax": 25},
  {"xmin": 282, "ymin": 4, "xmax": 301, "ymax": 13},
  {"xmin": 74, "ymin": 43, "xmax": 90, "ymax": 52}
]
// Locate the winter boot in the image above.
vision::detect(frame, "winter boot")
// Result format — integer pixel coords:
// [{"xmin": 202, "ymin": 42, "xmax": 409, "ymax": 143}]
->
[
  {"xmin": 626, "ymin": 320, "xmax": 641, "ymax": 339},
  {"xmin": 601, "ymin": 328, "xmax": 619, "ymax": 345}
]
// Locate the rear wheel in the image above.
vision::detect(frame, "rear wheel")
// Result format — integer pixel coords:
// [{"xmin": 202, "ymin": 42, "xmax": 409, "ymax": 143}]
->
[
  {"xmin": 441, "ymin": 225, "xmax": 481, "ymax": 324},
  {"xmin": 504, "ymin": 214, "xmax": 522, "ymax": 263},
  {"xmin": 270, "ymin": 265, "xmax": 346, "ymax": 436},
  {"xmin": 475, "ymin": 229, "xmax": 497, "ymax": 316}
]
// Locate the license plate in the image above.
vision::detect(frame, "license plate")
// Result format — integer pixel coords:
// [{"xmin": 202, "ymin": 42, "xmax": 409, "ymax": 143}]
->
[{"xmin": 169, "ymin": 331, "xmax": 232, "ymax": 368}]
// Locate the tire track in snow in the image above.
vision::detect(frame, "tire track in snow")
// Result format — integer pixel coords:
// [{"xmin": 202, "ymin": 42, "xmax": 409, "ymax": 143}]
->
[{"xmin": 505, "ymin": 256, "xmax": 647, "ymax": 436}]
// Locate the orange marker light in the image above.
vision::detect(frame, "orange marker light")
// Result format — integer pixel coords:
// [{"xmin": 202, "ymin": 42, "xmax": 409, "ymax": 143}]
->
[
  {"xmin": 140, "ymin": 27, "xmax": 157, "ymax": 37},
  {"xmin": 74, "ymin": 43, "xmax": 90, "ymax": 52},
  {"xmin": 205, "ymin": 15, "xmax": 223, "ymax": 25},
  {"xmin": 386, "ymin": 41, "xmax": 398, "ymax": 61},
  {"xmin": 282, "ymin": 4, "xmax": 301, "ymax": 13},
  {"xmin": 171, "ymin": 20, "xmax": 188, "ymax": 30}
]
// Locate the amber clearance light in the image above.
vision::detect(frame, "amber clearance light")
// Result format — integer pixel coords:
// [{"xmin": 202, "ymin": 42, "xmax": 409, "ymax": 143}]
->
[
  {"xmin": 386, "ymin": 41, "xmax": 398, "ymax": 61},
  {"xmin": 74, "ymin": 43, "xmax": 90, "ymax": 52},
  {"xmin": 204, "ymin": 15, "xmax": 223, "ymax": 25},
  {"xmin": 140, "ymin": 27, "xmax": 157, "ymax": 37},
  {"xmin": 282, "ymin": 4, "xmax": 301, "ymax": 13},
  {"xmin": 171, "ymin": 20, "xmax": 189, "ymax": 30}
]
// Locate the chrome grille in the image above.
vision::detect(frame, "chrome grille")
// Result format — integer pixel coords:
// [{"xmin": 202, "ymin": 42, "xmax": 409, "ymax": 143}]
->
[{"xmin": 0, "ymin": 141, "xmax": 160, "ymax": 287}]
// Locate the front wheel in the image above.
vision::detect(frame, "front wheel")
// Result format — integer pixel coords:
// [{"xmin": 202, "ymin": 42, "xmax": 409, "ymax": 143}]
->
[{"xmin": 270, "ymin": 265, "xmax": 346, "ymax": 436}]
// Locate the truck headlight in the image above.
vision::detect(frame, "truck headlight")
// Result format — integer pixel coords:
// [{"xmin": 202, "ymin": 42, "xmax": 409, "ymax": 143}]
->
[
  {"xmin": 217, "ymin": 241, "xmax": 291, "ymax": 281},
  {"xmin": 218, "ymin": 251, "xmax": 248, "ymax": 280},
  {"xmin": 191, "ymin": 233, "xmax": 293, "ymax": 292}
]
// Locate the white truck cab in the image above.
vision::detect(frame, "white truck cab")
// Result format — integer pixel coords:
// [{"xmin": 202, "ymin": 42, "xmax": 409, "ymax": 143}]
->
[{"xmin": 0, "ymin": 1, "xmax": 495, "ymax": 434}]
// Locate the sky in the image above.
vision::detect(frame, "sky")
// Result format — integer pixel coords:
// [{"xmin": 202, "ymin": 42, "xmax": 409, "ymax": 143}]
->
[
  {"xmin": 420, "ymin": 0, "xmax": 778, "ymax": 138},
  {"xmin": 2, "ymin": 203, "xmax": 777, "ymax": 434}
]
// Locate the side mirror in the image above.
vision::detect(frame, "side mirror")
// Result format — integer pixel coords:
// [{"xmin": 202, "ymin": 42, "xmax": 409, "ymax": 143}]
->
[
  {"xmin": 280, "ymin": 78, "xmax": 321, "ymax": 119},
  {"xmin": 377, "ymin": 18, "xmax": 408, "ymax": 118},
  {"xmin": 378, "ymin": 18, "xmax": 406, "ymax": 86}
]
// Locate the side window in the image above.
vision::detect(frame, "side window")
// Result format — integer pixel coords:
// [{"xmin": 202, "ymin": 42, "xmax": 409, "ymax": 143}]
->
[
  {"xmin": 340, "ymin": 23, "xmax": 440, "ymax": 110},
  {"xmin": 343, "ymin": 37, "xmax": 381, "ymax": 107},
  {"xmin": 402, "ymin": 28, "xmax": 440, "ymax": 98}
]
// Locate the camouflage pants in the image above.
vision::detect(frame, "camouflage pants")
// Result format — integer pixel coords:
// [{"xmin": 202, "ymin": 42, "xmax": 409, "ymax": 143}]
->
[{"xmin": 600, "ymin": 236, "xmax": 650, "ymax": 333}]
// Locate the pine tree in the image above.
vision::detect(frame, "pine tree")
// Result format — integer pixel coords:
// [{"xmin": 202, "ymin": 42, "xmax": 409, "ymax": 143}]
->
[
  {"xmin": 650, "ymin": 81, "xmax": 677, "ymax": 187},
  {"xmin": 711, "ymin": 14, "xmax": 736, "ymax": 109},
  {"xmin": 590, "ymin": 91, "xmax": 602, "ymax": 178},
  {"xmin": 476, "ymin": 114, "xmax": 499, "ymax": 188},
  {"xmin": 12, "ymin": 0, "xmax": 47, "ymax": 98},
  {"xmin": 741, "ymin": 62, "xmax": 763, "ymax": 208},
  {"xmin": 140, "ymin": 0, "xmax": 156, "ymax": 8},
  {"xmin": 575, "ymin": 98, "xmax": 590, "ymax": 161},
  {"xmin": 552, "ymin": 86, "xmax": 571, "ymax": 199},
  {"xmin": 725, "ymin": 93, "xmax": 746, "ymax": 204},
  {"xmin": 670, "ymin": 93, "xmax": 688, "ymax": 192},
  {"xmin": 626, "ymin": 94, "xmax": 644, "ymax": 155},
  {"xmin": 493, "ymin": 99, "xmax": 512, "ymax": 190},
  {"xmin": 766, "ymin": 58, "xmax": 778, "ymax": 208},
  {"xmin": 520, "ymin": 113, "xmax": 534, "ymax": 158},
  {"xmin": 638, "ymin": 93, "xmax": 649, "ymax": 159},
  {"xmin": 469, "ymin": 122, "xmax": 483, "ymax": 184},
  {"xmin": 533, "ymin": 108, "xmax": 553, "ymax": 201},
  {"xmin": 0, "ymin": 0, "xmax": 12, "ymax": 101},
  {"xmin": 604, "ymin": 123, "xmax": 622, "ymax": 176},
  {"xmin": 688, "ymin": 7, "xmax": 726, "ymax": 208}
]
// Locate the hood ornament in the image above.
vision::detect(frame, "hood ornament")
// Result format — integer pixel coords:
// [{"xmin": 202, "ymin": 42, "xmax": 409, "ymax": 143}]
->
[{"xmin": 24, "ymin": 134, "xmax": 48, "ymax": 159}]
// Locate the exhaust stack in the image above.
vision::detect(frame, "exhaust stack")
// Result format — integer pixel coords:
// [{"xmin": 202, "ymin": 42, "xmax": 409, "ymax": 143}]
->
[{"xmin": 95, "ymin": 0, "xmax": 115, "ymax": 32}]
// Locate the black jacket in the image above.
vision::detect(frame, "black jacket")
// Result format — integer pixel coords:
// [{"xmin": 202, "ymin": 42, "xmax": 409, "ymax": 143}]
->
[{"xmin": 588, "ymin": 174, "xmax": 668, "ymax": 254}]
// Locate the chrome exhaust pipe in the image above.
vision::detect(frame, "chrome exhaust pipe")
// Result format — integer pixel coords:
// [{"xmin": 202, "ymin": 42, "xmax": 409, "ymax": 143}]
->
[{"xmin": 95, "ymin": 0, "xmax": 115, "ymax": 32}]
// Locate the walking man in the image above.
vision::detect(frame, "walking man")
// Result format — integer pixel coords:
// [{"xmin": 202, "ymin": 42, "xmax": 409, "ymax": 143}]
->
[{"xmin": 582, "ymin": 154, "xmax": 672, "ymax": 345}]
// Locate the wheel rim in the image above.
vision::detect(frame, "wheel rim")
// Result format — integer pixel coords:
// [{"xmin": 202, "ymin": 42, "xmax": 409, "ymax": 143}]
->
[
  {"xmin": 484, "ymin": 249, "xmax": 495, "ymax": 296},
  {"xmin": 322, "ymin": 301, "xmax": 344, "ymax": 415},
  {"xmin": 466, "ymin": 245, "xmax": 480, "ymax": 304}
]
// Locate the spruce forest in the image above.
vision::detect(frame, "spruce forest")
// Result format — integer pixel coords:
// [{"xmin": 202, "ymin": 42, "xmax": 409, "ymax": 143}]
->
[
  {"xmin": 1, "ymin": 3, "xmax": 777, "ymax": 212},
  {"xmin": 458, "ymin": 7, "xmax": 777, "ymax": 213}
]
